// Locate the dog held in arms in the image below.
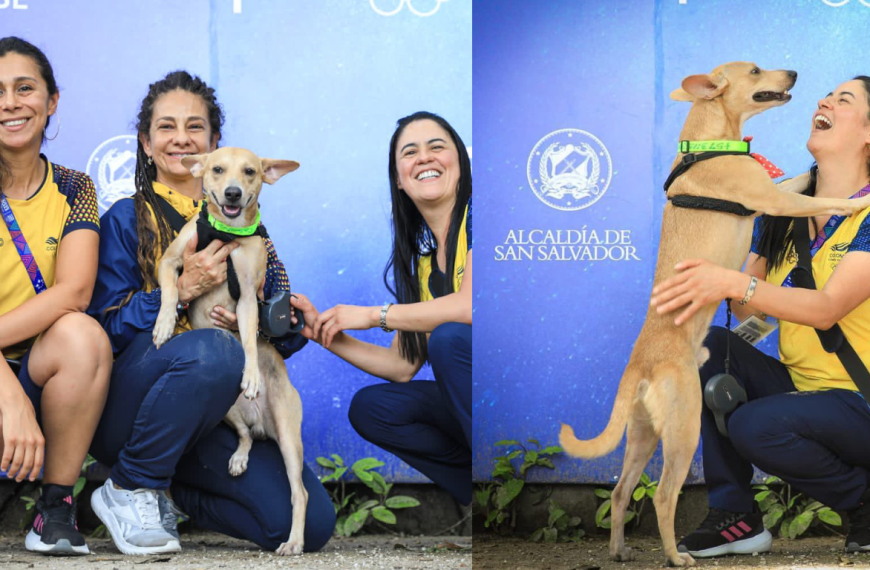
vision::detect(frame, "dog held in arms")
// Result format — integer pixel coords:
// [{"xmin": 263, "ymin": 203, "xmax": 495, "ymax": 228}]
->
[
  {"xmin": 559, "ymin": 62, "xmax": 870, "ymax": 567},
  {"xmin": 152, "ymin": 147, "xmax": 308, "ymax": 555}
]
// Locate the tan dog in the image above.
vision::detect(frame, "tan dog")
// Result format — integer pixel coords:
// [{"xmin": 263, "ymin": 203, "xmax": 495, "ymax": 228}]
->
[
  {"xmin": 152, "ymin": 147, "xmax": 309, "ymax": 555},
  {"xmin": 559, "ymin": 62, "xmax": 870, "ymax": 567}
]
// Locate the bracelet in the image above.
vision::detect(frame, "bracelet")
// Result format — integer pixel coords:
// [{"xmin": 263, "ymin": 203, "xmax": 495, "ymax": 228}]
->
[
  {"xmin": 176, "ymin": 300, "xmax": 190, "ymax": 315},
  {"xmin": 739, "ymin": 276, "xmax": 758, "ymax": 306},
  {"xmin": 380, "ymin": 302, "xmax": 394, "ymax": 333}
]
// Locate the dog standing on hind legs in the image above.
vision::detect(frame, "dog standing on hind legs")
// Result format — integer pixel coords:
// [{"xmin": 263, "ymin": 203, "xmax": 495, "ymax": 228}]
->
[
  {"xmin": 559, "ymin": 62, "xmax": 870, "ymax": 567},
  {"xmin": 151, "ymin": 147, "xmax": 309, "ymax": 555}
]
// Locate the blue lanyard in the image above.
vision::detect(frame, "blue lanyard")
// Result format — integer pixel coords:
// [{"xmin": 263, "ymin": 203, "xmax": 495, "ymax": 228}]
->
[{"xmin": 0, "ymin": 193, "xmax": 47, "ymax": 294}]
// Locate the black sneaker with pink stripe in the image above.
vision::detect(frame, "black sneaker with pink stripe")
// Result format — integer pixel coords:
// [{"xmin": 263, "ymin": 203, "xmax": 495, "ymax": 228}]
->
[
  {"xmin": 677, "ymin": 508, "xmax": 772, "ymax": 558},
  {"xmin": 25, "ymin": 485, "xmax": 89, "ymax": 556}
]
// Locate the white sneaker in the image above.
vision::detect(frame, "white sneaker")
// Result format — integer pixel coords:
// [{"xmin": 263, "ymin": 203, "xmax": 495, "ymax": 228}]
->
[{"xmin": 91, "ymin": 478, "xmax": 181, "ymax": 555}]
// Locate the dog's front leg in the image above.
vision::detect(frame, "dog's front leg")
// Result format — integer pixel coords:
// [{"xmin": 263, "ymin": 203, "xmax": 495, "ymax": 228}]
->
[
  {"xmin": 745, "ymin": 189, "xmax": 870, "ymax": 218},
  {"xmin": 153, "ymin": 225, "xmax": 196, "ymax": 348},
  {"xmin": 235, "ymin": 283, "xmax": 262, "ymax": 400},
  {"xmin": 775, "ymin": 171, "xmax": 810, "ymax": 194}
]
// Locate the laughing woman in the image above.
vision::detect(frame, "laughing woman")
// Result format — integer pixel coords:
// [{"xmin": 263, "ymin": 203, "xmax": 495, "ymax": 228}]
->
[
  {"xmin": 292, "ymin": 111, "xmax": 472, "ymax": 505},
  {"xmin": 0, "ymin": 37, "xmax": 111, "ymax": 556},
  {"xmin": 87, "ymin": 70, "xmax": 334, "ymax": 556}
]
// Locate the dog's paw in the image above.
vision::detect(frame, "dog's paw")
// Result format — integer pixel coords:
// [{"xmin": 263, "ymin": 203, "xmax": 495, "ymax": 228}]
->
[
  {"xmin": 152, "ymin": 312, "xmax": 177, "ymax": 348},
  {"xmin": 276, "ymin": 538, "xmax": 304, "ymax": 556},
  {"xmin": 240, "ymin": 367, "xmax": 261, "ymax": 400},
  {"xmin": 667, "ymin": 552, "xmax": 695, "ymax": 567},
  {"xmin": 611, "ymin": 547, "xmax": 633, "ymax": 562},
  {"xmin": 228, "ymin": 452, "xmax": 249, "ymax": 476}
]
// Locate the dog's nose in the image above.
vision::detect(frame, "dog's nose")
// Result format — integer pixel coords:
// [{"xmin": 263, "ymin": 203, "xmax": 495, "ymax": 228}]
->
[
  {"xmin": 787, "ymin": 70, "xmax": 797, "ymax": 80},
  {"xmin": 224, "ymin": 186, "xmax": 242, "ymax": 202}
]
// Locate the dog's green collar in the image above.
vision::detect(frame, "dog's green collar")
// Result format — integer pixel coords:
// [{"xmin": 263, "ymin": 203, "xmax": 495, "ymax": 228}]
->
[
  {"xmin": 679, "ymin": 140, "xmax": 750, "ymax": 154},
  {"xmin": 207, "ymin": 209, "xmax": 261, "ymax": 236}
]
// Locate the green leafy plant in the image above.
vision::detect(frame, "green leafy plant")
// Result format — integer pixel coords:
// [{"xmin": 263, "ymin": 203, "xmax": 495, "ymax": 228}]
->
[
  {"xmin": 594, "ymin": 472, "xmax": 659, "ymax": 530},
  {"xmin": 753, "ymin": 475, "xmax": 842, "ymax": 539},
  {"xmin": 475, "ymin": 438, "xmax": 563, "ymax": 534},
  {"xmin": 318, "ymin": 453, "xmax": 420, "ymax": 537},
  {"xmin": 20, "ymin": 455, "xmax": 98, "ymax": 530},
  {"xmin": 530, "ymin": 500, "xmax": 585, "ymax": 543}
]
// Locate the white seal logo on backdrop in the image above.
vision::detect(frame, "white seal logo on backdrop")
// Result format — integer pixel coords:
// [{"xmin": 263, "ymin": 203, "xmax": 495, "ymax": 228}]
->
[
  {"xmin": 87, "ymin": 135, "xmax": 137, "ymax": 214},
  {"xmin": 370, "ymin": 0, "xmax": 449, "ymax": 17},
  {"xmin": 527, "ymin": 129, "xmax": 612, "ymax": 211}
]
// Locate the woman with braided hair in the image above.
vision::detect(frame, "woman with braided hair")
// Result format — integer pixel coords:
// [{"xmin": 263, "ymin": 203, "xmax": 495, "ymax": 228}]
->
[{"xmin": 87, "ymin": 70, "xmax": 334, "ymax": 555}]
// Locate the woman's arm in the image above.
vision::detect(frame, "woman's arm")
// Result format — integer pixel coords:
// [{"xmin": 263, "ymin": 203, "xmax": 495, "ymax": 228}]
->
[
  {"xmin": 313, "ymin": 250, "xmax": 474, "ymax": 348},
  {"xmin": 291, "ymin": 293, "xmax": 423, "ymax": 383},
  {"xmin": 650, "ymin": 251, "xmax": 870, "ymax": 330},
  {"xmin": 0, "ymin": 229, "xmax": 98, "ymax": 350},
  {"xmin": 0, "ymin": 350, "xmax": 45, "ymax": 483}
]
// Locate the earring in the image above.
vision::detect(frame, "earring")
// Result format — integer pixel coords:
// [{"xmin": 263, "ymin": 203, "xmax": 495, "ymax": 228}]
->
[
  {"xmin": 44, "ymin": 115, "xmax": 61, "ymax": 141},
  {"xmin": 147, "ymin": 156, "xmax": 153, "ymax": 166}
]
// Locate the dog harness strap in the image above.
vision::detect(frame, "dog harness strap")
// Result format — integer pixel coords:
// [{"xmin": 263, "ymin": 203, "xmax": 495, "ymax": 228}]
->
[
  {"xmin": 669, "ymin": 195, "xmax": 755, "ymax": 217},
  {"xmin": 0, "ymin": 193, "xmax": 47, "ymax": 295},
  {"xmin": 791, "ymin": 218, "xmax": 870, "ymax": 400},
  {"xmin": 194, "ymin": 203, "xmax": 269, "ymax": 302},
  {"xmin": 663, "ymin": 150, "xmax": 753, "ymax": 193}
]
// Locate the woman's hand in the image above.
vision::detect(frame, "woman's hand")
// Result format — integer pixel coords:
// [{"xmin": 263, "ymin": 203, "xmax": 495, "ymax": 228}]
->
[
  {"xmin": 0, "ymin": 393, "xmax": 45, "ymax": 482},
  {"xmin": 650, "ymin": 259, "xmax": 745, "ymax": 326},
  {"xmin": 289, "ymin": 293, "xmax": 322, "ymax": 342},
  {"xmin": 177, "ymin": 236, "xmax": 241, "ymax": 303},
  {"xmin": 313, "ymin": 304, "xmax": 379, "ymax": 349},
  {"xmin": 210, "ymin": 277, "xmax": 266, "ymax": 331}
]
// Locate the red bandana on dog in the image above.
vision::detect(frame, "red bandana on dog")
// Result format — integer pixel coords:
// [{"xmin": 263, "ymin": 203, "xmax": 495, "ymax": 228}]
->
[{"xmin": 743, "ymin": 136, "xmax": 784, "ymax": 178}]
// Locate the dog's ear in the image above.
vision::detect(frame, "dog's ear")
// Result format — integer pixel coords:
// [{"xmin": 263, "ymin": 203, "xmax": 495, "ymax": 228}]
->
[
  {"xmin": 680, "ymin": 73, "xmax": 729, "ymax": 100},
  {"xmin": 181, "ymin": 154, "xmax": 209, "ymax": 178},
  {"xmin": 261, "ymin": 159, "xmax": 300, "ymax": 185},
  {"xmin": 670, "ymin": 88, "xmax": 694, "ymax": 102}
]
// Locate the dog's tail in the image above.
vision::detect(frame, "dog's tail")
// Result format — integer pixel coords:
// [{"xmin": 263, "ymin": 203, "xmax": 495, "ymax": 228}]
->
[{"xmin": 559, "ymin": 374, "xmax": 647, "ymax": 459}]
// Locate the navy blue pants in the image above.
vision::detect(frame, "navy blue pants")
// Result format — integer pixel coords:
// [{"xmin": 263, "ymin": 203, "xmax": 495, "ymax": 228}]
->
[
  {"xmin": 348, "ymin": 322, "xmax": 471, "ymax": 505},
  {"xmin": 700, "ymin": 326, "xmax": 870, "ymax": 513},
  {"xmin": 89, "ymin": 329, "xmax": 334, "ymax": 552}
]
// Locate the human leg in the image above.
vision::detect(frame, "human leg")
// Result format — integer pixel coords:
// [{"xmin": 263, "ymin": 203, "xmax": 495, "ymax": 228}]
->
[
  {"xmin": 16, "ymin": 313, "xmax": 112, "ymax": 556},
  {"xmin": 170, "ymin": 423, "xmax": 335, "ymax": 553},
  {"xmin": 348, "ymin": 380, "xmax": 471, "ymax": 505},
  {"xmin": 89, "ymin": 329, "xmax": 243, "ymax": 555},
  {"xmin": 428, "ymin": 323, "xmax": 472, "ymax": 447},
  {"xmin": 679, "ymin": 326, "xmax": 794, "ymax": 558}
]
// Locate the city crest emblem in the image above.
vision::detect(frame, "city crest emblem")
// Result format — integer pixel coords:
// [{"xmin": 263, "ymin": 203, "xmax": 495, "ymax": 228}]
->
[
  {"xmin": 527, "ymin": 129, "xmax": 612, "ymax": 211},
  {"xmin": 87, "ymin": 135, "xmax": 138, "ymax": 214}
]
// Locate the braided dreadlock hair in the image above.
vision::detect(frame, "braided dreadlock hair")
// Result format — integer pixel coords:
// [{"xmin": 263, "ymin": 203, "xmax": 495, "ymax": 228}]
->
[{"xmin": 131, "ymin": 70, "xmax": 224, "ymax": 292}]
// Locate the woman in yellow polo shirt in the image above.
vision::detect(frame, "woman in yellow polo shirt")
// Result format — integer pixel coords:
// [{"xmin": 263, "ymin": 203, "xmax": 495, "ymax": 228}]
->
[
  {"xmin": 291, "ymin": 111, "xmax": 472, "ymax": 505},
  {"xmin": 0, "ymin": 37, "xmax": 110, "ymax": 556},
  {"xmin": 650, "ymin": 76, "xmax": 870, "ymax": 558}
]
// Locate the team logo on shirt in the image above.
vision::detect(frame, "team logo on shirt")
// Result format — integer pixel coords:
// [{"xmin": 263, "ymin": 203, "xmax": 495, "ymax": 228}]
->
[
  {"xmin": 45, "ymin": 237, "xmax": 57, "ymax": 252},
  {"xmin": 527, "ymin": 129, "xmax": 613, "ymax": 211},
  {"xmin": 87, "ymin": 135, "xmax": 138, "ymax": 214},
  {"xmin": 0, "ymin": 237, "xmax": 4, "ymax": 247}
]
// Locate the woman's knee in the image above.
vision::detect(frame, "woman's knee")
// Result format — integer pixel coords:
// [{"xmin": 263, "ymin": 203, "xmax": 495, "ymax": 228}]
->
[
  {"xmin": 178, "ymin": 329, "xmax": 245, "ymax": 396},
  {"xmin": 33, "ymin": 313, "xmax": 112, "ymax": 388},
  {"xmin": 428, "ymin": 322, "xmax": 470, "ymax": 369},
  {"xmin": 348, "ymin": 385, "xmax": 384, "ymax": 439}
]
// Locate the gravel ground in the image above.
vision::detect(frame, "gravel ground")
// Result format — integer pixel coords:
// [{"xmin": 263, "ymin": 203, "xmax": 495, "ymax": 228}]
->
[
  {"xmin": 475, "ymin": 534, "xmax": 870, "ymax": 569},
  {"xmin": 0, "ymin": 532, "xmax": 472, "ymax": 569}
]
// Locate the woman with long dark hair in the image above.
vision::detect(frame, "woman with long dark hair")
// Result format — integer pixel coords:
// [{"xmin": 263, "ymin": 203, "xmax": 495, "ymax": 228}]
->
[
  {"xmin": 87, "ymin": 70, "xmax": 334, "ymax": 556},
  {"xmin": 652, "ymin": 76, "xmax": 870, "ymax": 557},
  {"xmin": 0, "ymin": 37, "xmax": 111, "ymax": 556},
  {"xmin": 291, "ymin": 111, "xmax": 472, "ymax": 505}
]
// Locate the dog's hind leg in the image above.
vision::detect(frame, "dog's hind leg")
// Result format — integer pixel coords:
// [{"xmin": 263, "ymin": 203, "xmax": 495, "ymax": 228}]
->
[
  {"xmin": 267, "ymin": 379, "xmax": 308, "ymax": 555},
  {"xmin": 609, "ymin": 397, "xmax": 658, "ymax": 562},
  {"xmin": 649, "ymin": 370, "xmax": 702, "ymax": 567},
  {"xmin": 225, "ymin": 406, "xmax": 254, "ymax": 476}
]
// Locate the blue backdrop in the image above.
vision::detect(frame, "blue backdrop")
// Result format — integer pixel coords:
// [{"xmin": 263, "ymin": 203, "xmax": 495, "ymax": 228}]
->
[
  {"xmin": 2, "ymin": 0, "xmax": 470, "ymax": 483},
  {"xmin": 473, "ymin": 0, "xmax": 870, "ymax": 483}
]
